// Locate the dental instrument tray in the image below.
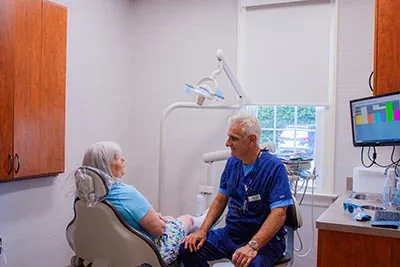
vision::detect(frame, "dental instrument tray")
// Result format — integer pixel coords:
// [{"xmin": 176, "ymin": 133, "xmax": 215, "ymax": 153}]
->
[{"xmin": 281, "ymin": 157, "xmax": 313, "ymax": 171}]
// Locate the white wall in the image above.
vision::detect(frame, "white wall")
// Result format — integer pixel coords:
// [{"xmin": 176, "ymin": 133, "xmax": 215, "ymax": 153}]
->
[
  {"xmin": 0, "ymin": 1, "xmax": 135, "ymax": 266},
  {"xmin": 333, "ymin": 0, "xmax": 391, "ymax": 193},
  {"xmin": 293, "ymin": 1, "xmax": 381, "ymax": 266},
  {"xmin": 0, "ymin": 0, "xmax": 238, "ymax": 266},
  {"xmin": 0, "ymin": 0, "xmax": 386, "ymax": 266},
  {"xmin": 293, "ymin": 1, "xmax": 379, "ymax": 266},
  {"xmin": 125, "ymin": 0, "xmax": 238, "ymax": 217}
]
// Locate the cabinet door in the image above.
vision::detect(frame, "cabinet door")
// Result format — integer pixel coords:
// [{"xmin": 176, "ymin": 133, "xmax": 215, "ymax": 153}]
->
[
  {"xmin": 318, "ymin": 230, "xmax": 392, "ymax": 267},
  {"xmin": 373, "ymin": 0, "xmax": 400, "ymax": 95},
  {"xmin": 13, "ymin": 0, "xmax": 43, "ymax": 178},
  {"xmin": 40, "ymin": 1, "xmax": 67, "ymax": 174},
  {"xmin": 0, "ymin": 0, "xmax": 14, "ymax": 180}
]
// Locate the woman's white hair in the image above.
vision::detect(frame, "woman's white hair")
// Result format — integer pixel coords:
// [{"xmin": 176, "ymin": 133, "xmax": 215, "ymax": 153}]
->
[
  {"xmin": 228, "ymin": 112, "xmax": 261, "ymax": 144},
  {"xmin": 82, "ymin": 141, "xmax": 122, "ymax": 179}
]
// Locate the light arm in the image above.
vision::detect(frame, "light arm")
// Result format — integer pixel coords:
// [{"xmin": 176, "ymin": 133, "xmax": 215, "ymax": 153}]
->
[{"xmin": 216, "ymin": 49, "xmax": 245, "ymax": 102}]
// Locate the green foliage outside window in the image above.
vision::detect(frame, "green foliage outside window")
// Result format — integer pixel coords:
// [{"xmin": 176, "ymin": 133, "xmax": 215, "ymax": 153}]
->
[{"xmin": 257, "ymin": 106, "xmax": 316, "ymax": 145}]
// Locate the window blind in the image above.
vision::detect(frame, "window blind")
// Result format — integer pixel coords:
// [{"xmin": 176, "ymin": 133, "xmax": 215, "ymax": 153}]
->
[{"xmin": 240, "ymin": 0, "xmax": 334, "ymax": 106}]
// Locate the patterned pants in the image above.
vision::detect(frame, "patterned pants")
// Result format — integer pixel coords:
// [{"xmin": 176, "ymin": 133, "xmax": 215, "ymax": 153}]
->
[{"xmin": 155, "ymin": 218, "xmax": 185, "ymax": 265}]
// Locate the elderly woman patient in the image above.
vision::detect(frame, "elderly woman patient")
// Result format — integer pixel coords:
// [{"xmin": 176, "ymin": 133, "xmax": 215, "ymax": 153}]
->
[{"xmin": 82, "ymin": 141, "xmax": 204, "ymax": 265}]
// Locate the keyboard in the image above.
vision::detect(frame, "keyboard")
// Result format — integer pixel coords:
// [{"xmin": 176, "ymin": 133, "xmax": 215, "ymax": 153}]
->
[
  {"xmin": 370, "ymin": 220, "xmax": 400, "ymax": 229},
  {"xmin": 371, "ymin": 211, "xmax": 400, "ymax": 229},
  {"xmin": 374, "ymin": 211, "xmax": 400, "ymax": 221}
]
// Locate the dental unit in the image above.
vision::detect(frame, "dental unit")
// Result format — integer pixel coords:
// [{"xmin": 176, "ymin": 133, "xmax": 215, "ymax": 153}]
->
[{"xmin": 157, "ymin": 49, "xmax": 246, "ymax": 213}]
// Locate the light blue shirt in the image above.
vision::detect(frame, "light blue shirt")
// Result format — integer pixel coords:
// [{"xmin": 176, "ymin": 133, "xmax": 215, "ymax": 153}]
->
[
  {"xmin": 242, "ymin": 162, "xmax": 254, "ymax": 176},
  {"xmin": 105, "ymin": 181, "xmax": 152, "ymax": 238}
]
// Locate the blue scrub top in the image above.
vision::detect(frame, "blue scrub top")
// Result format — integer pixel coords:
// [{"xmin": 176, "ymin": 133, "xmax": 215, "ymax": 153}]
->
[{"xmin": 219, "ymin": 151, "xmax": 293, "ymax": 242}]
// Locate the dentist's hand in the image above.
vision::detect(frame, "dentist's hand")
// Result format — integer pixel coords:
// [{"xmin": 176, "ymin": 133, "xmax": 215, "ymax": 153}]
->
[
  {"xmin": 231, "ymin": 244, "xmax": 257, "ymax": 267},
  {"xmin": 183, "ymin": 229, "xmax": 207, "ymax": 252}
]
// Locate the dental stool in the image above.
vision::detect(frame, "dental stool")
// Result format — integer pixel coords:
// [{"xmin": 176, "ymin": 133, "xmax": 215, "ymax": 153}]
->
[
  {"xmin": 66, "ymin": 166, "xmax": 177, "ymax": 267},
  {"xmin": 210, "ymin": 197, "xmax": 302, "ymax": 267}
]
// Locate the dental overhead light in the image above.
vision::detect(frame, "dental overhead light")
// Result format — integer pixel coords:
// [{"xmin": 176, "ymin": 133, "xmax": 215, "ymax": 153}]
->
[
  {"xmin": 158, "ymin": 49, "xmax": 246, "ymax": 213},
  {"xmin": 185, "ymin": 49, "xmax": 245, "ymax": 105},
  {"xmin": 185, "ymin": 82, "xmax": 225, "ymax": 105}
]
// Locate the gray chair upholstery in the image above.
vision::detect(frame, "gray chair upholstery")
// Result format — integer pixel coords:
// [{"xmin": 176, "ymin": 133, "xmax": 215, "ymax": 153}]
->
[{"xmin": 66, "ymin": 166, "xmax": 174, "ymax": 267}]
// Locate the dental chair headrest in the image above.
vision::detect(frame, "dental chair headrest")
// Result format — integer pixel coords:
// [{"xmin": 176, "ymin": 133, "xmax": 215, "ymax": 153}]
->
[{"xmin": 74, "ymin": 166, "xmax": 112, "ymax": 206}]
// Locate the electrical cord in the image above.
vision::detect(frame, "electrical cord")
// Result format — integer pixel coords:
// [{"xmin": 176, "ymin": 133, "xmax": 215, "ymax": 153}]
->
[
  {"xmin": 362, "ymin": 146, "xmax": 395, "ymax": 168},
  {"xmin": 367, "ymin": 146, "xmax": 376, "ymax": 162},
  {"xmin": 391, "ymin": 146, "xmax": 397, "ymax": 164},
  {"xmin": 299, "ymin": 178, "xmax": 309, "ymax": 206},
  {"xmin": 295, "ymin": 176, "xmax": 316, "ymax": 258},
  {"xmin": 394, "ymin": 158, "xmax": 400, "ymax": 177},
  {"xmin": 369, "ymin": 146, "xmax": 393, "ymax": 168},
  {"xmin": 361, "ymin": 146, "xmax": 376, "ymax": 168},
  {"xmin": 294, "ymin": 230, "xmax": 304, "ymax": 252},
  {"xmin": 389, "ymin": 146, "xmax": 400, "ymax": 176},
  {"xmin": 297, "ymin": 179, "xmax": 306, "ymax": 192}
]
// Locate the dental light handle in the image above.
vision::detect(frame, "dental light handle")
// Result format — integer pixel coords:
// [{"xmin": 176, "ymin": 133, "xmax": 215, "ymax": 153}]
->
[{"xmin": 216, "ymin": 49, "xmax": 245, "ymax": 102}]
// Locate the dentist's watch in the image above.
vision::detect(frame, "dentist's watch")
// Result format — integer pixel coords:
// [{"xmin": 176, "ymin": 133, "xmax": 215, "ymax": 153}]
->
[{"xmin": 248, "ymin": 240, "xmax": 259, "ymax": 251}]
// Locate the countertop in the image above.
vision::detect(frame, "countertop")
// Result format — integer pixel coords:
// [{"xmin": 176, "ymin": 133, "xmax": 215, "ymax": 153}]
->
[{"xmin": 316, "ymin": 191, "xmax": 400, "ymax": 238}]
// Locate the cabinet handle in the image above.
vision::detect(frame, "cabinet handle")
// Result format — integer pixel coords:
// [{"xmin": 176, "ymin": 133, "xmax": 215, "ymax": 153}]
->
[
  {"xmin": 15, "ymin": 153, "xmax": 20, "ymax": 174},
  {"xmin": 8, "ymin": 153, "xmax": 13, "ymax": 175}
]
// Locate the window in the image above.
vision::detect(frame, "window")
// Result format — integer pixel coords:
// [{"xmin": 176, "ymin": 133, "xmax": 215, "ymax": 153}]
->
[
  {"xmin": 247, "ymin": 105, "xmax": 316, "ymax": 156},
  {"xmin": 247, "ymin": 105, "xmax": 325, "ymax": 192},
  {"xmin": 238, "ymin": 0, "xmax": 338, "ymax": 194},
  {"xmin": 256, "ymin": 105, "xmax": 316, "ymax": 157}
]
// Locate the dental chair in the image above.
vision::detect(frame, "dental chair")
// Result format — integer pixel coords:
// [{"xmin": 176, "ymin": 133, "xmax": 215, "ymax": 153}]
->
[
  {"xmin": 209, "ymin": 196, "xmax": 303, "ymax": 267},
  {"xmin": 66, "ymin": 166, "xmax": 178, "ymax": 267},
  {"xmin": 66, "ymin": 166, "xmax": 302, "ymax": 267}
]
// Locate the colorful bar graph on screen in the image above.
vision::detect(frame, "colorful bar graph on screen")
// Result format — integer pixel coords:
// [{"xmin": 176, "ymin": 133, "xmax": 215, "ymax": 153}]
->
[
  {"xmin": 386, "ymin": 102, "xmax": 394, "ymax": 121},
  {"xmin": 354, "ymin": 101, "xmax": 400, "ymax": 124},
  {"xmin": 355, "ymin": 115, "xmax": 363, "ymax": 125},
  {"xmin": 395, "ymin": 109, "xmax": 400, "ymax": 121},
  {"xmin": 361, "ymin": 106, "xmax": 368, "ymax": 124},
  {"xmin": 368, "ymin": 114, "xmax": 374, "ymax": 123},
  {"xmin": 374, "ymin": 112, "xmax": 381, "ymax": 123},
  {"xmin": 381, "ymin": 111, "xmax": 386, "ymax": 122}
]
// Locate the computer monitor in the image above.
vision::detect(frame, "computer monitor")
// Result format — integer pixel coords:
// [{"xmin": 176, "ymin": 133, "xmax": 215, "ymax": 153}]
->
[{"xmin": 350, "ymin": 91, "xmax": 400, "ymax": 147}]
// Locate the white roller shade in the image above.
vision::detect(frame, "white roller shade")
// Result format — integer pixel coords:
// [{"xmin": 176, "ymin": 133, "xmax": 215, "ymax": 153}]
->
[{"xmin": 240, "ymin": 0, "xmax": 334, "ymax": 106}]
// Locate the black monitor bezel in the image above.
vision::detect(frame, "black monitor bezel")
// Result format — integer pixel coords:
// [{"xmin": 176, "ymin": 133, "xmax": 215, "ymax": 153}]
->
[{"xmin": 349, "ymin": 91, "xmax": 400, "ymax": 147}]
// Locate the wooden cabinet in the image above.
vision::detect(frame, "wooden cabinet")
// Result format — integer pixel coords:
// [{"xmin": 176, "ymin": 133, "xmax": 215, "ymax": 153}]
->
[
  {"xmin": 373, "ymin": 0, "xmax": 400, "ymax": 95},
  {"xmin": 0, "ymin": 0, "xmax": 67, "ymax": 181},
  {"xmin": 317, "ymin": 230, "xmax": 400, "ymax": 267}
]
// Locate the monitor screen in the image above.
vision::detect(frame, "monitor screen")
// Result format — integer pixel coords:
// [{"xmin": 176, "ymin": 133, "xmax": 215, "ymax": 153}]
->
[{"xmin": 350, "ymin": 91, "xmax": 400, "ymax": 147}]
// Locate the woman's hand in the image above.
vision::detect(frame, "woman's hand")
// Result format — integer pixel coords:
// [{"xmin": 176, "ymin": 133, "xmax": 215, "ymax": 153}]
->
[
  {"xmin": 157, "ymin": 213, "xmax": 174, "ymax": 222},
  {"xmin": 182, "ymin": 229, "xmax": 207, "ymax": 252},
  {"xmin": 139, "ymin": 208, "xmax": 167, "ymax": 238}
]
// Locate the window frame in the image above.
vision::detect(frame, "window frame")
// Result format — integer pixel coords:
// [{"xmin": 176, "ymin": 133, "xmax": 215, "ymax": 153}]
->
[
  {"xmin": 237, "ymin": 1, "xmax": 338, "ymax": 194},
  {"xmin": 246, "ymin": 105, "xmax": 324, "ymax": 193}
]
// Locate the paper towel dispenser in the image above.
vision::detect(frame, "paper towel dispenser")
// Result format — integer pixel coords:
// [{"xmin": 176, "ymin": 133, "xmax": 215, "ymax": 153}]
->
[{"xmin": 353, "ymin": 166, "xmax": 386, "ymax": 193}]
